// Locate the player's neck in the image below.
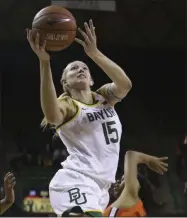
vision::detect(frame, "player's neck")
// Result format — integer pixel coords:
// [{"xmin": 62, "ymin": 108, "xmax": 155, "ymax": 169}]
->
[{"xmin": 71, "ymin": 90, "xmax": 94, "ymax": 104}]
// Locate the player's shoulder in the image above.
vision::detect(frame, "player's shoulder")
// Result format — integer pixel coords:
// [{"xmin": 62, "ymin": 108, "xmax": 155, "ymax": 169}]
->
[
  {"xmin": 95, "ymin": 83, "xmax": 121, "ymax": 106},
  {"xmin": 95, "ymin": 84, "xmax": 108, "ymax": 96},
  {"xmin": 58, "ymin": 94, "xmax": 78, "ymax": 115},
  {"xmin": 92, "ymin": 90, "xmax": 109, "ymax": 105},
  {"xmin": 58, "ymin": 94, "xmax": 76, "ymax": 105},
  {"xmin": 58, "ymin": 93, "xmax": 71, "ymax": 101}
]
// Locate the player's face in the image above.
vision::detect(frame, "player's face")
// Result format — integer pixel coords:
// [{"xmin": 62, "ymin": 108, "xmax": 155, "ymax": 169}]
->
[{"xmin": 65, "ymin": 61, "xmax": 92, "ymax": 90}]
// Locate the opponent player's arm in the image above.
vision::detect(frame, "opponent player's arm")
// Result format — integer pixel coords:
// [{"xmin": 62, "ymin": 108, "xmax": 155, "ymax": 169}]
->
[
  {"xmin": 0, "ymin": 198, "xmax": 14, "ymax": 215},
  {"xmin": 123, "ymin": 151, "xmax": 143, "ymax": 198},
  {"xmin": 124, "ymin": 151, "xmax": 168, "ymax": 198},
  {"xmin": 91, "ymin": 50, "xmax": 132, "ymax": 105},
  {"xmin": 0, "ymin": 172, "xmax": 16, "ymax": 215}
]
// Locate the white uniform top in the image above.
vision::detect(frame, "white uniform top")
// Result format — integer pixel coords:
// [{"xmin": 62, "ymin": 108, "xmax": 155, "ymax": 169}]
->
[{"xmin": 57, "ymin": 93, "xmax": 122, "ymax": 185}]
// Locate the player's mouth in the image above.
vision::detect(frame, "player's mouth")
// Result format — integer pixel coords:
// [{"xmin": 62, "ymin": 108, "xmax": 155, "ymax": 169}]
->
[{"xmin": 77, "ymin": 73, "xmax": 86, "ymax": 78}]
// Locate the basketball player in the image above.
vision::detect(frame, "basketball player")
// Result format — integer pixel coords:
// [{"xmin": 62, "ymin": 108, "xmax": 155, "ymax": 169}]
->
[
  {"xmin": 0, "ymin": 172, "xmax": 16, "ymax": 215},
  {"xmin": 104, "ymin": 151, "xmax": 168, "ymax": 217},
  {"xmin": 54, "ymin": 151, "xmax": 168, "ymax": 217},
  {"xmin": 26, "ymin": 19, "xmax": 132, "ymax": 216}
]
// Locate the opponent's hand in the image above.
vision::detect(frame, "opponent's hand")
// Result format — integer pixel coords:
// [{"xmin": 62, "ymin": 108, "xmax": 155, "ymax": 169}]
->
[
  {"xmin": 75, "ymin": 19, "xmax": 98, "ymax": 57},
  {"xmin": 4, "ymin": 172, "xmax": 16, "ymax": 203},
  {"xmin": 146, "ymin": 156, "xmax": 168, "ymax": 175},
  {"xmin": 26, "ymin": 29, "xmax": 50, "ymax": 61}
]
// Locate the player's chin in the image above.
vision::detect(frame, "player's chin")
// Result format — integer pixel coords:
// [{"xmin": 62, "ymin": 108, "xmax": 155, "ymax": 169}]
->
[{"xmin": 74, "ymin": 80, "xmax": 90, "ymax": 90}]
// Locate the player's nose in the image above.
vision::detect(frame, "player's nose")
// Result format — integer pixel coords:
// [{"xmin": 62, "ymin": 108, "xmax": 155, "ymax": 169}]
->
[{"xmin": 78, "ymin": 68, "xmax": 84, "ymax": 73}]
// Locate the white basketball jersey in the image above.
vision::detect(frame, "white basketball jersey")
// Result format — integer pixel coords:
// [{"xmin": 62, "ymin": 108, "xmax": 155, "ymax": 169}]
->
[{"xmin": 57, "ymin": 93, "xmax": 122, "ymax": 184}]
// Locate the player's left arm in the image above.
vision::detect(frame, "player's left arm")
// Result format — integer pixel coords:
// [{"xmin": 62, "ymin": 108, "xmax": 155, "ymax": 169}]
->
[
  {"xmin": 92, "ymin": 52, "xmax": 132, "ymax": 105},
  {"xmin": 0, "ymin": 172, "xmax": 16, "ymax": 215},
  {"xmin": 75, "ymin": 19, "xmax": 132, "ymax": 105}
]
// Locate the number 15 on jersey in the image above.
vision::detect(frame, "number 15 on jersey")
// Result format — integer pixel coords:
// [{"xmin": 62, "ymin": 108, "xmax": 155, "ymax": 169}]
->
[{"xmin": 102, "ymin": 121, "xmax": 119, "ymax": 145}]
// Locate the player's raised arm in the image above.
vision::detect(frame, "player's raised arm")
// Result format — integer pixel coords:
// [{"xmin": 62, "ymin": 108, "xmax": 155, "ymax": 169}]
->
[
  {"xmin": 75, "ymin": 19, "xmax": 132, "ymax": 105},
  {"xmin": 26, "ymin": 29, "xmax": 65, "ymax": 126},
  {"xmin": 123, "ymin": 151, "xmax": 168, "ymax": 198},
  {"xmin": 0, "ymin": 172, "xmax": 16, "ymax": 215}
]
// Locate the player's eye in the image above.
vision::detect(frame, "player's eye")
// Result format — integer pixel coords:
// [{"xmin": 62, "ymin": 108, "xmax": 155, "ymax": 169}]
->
[
  {"xmin": 83, "ymin": 67, "xmax": 88, "ymax": 70},
  {"xmin": 71, "ymin": 66, "xmax": 78, "ymax": 70}
]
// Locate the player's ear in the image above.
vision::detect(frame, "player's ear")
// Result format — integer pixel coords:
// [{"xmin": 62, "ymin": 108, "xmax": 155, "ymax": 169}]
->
[
  {"xmin": 64, "ymin": 82, "xmax": 70, "ymax": 90},
  {"xmin": 60, "ymin": 78, "xmax": 64, "ymax": 86},
  {"xmin": 61, "ymin": 79, "xmax": 70, "ymax": 93}
]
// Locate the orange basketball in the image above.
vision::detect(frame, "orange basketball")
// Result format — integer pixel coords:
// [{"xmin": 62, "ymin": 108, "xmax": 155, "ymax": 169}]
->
[{"xmin": 32, "ymin": 5, "xmax": 77, "ymax": 51}]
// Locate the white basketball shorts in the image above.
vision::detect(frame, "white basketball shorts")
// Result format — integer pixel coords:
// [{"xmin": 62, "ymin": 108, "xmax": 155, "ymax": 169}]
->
[{"xmin": 49, "ymin": 168, "xmax": 110, "ymax": 216}]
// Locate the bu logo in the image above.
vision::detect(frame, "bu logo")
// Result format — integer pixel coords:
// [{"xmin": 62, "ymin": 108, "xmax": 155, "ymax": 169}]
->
[{"xmin": 68, "ymin": 188, "xmax": 87, "ymax": 205}]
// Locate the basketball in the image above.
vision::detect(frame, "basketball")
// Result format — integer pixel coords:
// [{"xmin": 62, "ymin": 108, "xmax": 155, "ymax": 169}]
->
[{"xmin": 32, "ymin": 5, "xmax": 77, "ymax": 51}]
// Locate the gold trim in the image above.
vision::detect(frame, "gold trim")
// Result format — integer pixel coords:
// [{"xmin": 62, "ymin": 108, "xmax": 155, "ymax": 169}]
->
[
  {"xmin": 56, "ymin": 105, "xmax": 81, "ymax": 130},
  {"xmin": 71, "ymin": 92, "xmax": 101, "ymax": 107},
  {"xmin": 84, "ymin": 209, "xmax": 103, "ymax": 213},
  {"xmin": 73, "ymin": 99, "xmax": 100, "ymax": 107}
]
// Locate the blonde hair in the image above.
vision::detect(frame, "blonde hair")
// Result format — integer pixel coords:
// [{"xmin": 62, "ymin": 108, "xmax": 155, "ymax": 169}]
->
[{"xmin": 60, "ymin": 68, "xmax": 71, "ymax": 96}]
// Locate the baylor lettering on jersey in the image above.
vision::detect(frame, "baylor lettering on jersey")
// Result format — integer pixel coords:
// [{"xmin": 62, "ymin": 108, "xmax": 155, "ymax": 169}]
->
[{"xmin": 68, "ymin": 188, "xmax": 87, "ymax": 205}]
